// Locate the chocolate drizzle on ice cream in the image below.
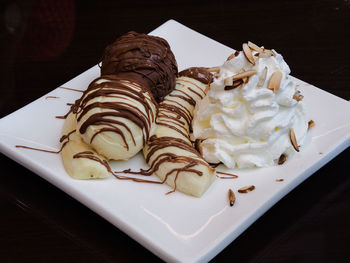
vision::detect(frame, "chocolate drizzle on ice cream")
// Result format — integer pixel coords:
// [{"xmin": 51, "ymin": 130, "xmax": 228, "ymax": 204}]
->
[{"xmin": 101, "ymin": 31, "xmax": 178, "ymax": 102}]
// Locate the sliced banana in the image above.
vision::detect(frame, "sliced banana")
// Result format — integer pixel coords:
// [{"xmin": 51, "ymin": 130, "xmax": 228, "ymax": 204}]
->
[
  {"xmin": 143, "ymin": 74, "xmax": 216, "ymax": 197},
  {"xmin": 75, "ymin": 76, "xmax": 157, "ymax": 161},
  {"xmin": 61, "ymin": 112, "xmax": 109, "ymax": 179}
]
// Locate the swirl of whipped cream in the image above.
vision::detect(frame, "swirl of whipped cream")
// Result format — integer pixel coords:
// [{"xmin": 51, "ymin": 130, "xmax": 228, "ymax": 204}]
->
[{"xmin": 192, "ymin": 45, "xmax": 309, "ymax": 168}]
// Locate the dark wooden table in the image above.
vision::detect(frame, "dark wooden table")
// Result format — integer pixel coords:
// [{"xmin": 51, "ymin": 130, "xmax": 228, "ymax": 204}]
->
[{"xmin": 1, "ymin": 0, "xmax": 349, "ymax": 262}]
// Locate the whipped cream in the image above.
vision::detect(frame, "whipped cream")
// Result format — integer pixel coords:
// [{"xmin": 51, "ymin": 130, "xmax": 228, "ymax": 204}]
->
[{"xmin": 192, "ymin": 44, "xmax": 309, "ymax": 168}]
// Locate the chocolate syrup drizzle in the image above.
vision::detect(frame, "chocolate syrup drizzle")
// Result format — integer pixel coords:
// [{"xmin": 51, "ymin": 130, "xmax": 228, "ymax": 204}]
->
[
  {"xmin": 16, "ymin": 129, "xmax": 76, "ymax": 154},
  {"xmin": 69, "ymin": 75, "xmax": 158, "ymax": 150},
  {"xmin": 117, "ymin": 67, "xmax": 232, "ymax": 194},
  {"xmin": 15, "ymin": 50, "xmax": 237, "ymax": 193},
  {"xmin": 154, "ymin": 67, "xmax": 213, "ymax": 138},
  {"xmin": 179, "ymin": 67, "xmax": 214, "ymax": 85}
]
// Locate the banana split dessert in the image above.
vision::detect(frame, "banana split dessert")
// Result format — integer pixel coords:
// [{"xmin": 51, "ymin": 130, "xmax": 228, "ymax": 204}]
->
[
  {"xmin": 53, "ymin": 35, "xmax": 312, "ymax": 197},
  {"xmin": 13, "ymin": 30, "xmax": 313, "ymax": 197}
]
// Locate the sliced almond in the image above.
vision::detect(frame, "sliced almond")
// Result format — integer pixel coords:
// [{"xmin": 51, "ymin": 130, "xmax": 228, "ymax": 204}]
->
[
  {"xmin": 293, "ymin": 90, "xmax": 304, "ymax": 101},
  {"xmin": 238, "ymin": 185, "xmax": 255, "ymax": 193},
  {"xmin": 224, "ymin": 77, "xmax": 233, "ymax": 86},
  {"xmin": 228, "ymin": 189, "xmax": 236, "ymax": 206},
  {"xmin": 263, "ymin": 48, "xmax": 276, "ymax": 57},
  {"xmin": 259, "ymin": 52, "xmax": 272, "ymax": 58},
  {"xmin": 308, "ymin": 120, "xmax": 315, "ymax": 130},
  {"xmin": 233, "ymin": 79, "xmax": 244, "ymax": 87},
  {"xmin": 242, "ymin": 43, "xmax": 255, "ymax": 65},
  {"xmin": 257, "ymin": 66, "xmax": 268, "ymax": 87},
  {"xmin": 224, "ymin": 79, "xmax": 243, "ymax": 91},
  {"xmin": 248, "ymin": 41, "xmax": 264, "ymax": 53},
  {"xmin": 226, "ymin": 52, "xmax": 238, "ymax": 61},
  {"xmin": 268, "ymin": 71, "xmax": 283, "ymax": 93},
  {"xmin": 204, "ymin": 85, "xmax": 210, "ymax": 94},
  {"xmin": 232, "ymin": 70, "xmax": 257, "ymax": 80},
  {"xmin": 278, "ymin": 153, "xmax": 287, "ymax": 165},
  {"xmin": 289, "ymin": 128, "xmax": 299, "ymax": 152},
  {"xmin": 206, "ymin": 67, "xmax": 220, "ymax": 73}
]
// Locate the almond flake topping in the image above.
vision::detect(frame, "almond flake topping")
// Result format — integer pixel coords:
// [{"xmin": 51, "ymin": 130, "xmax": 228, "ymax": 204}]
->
[
  {"xmin": 293, "ymin": 90, "xmax": 304, "ymax": 101},
  {"xmin": 224, "ymin": 79, "xmax": 243, "ymax": 91},
  {"xmin": 227, "ymin": 52, "xmax": 237, "ymax": 61},
  {"xmin": 242, "ymin": 43, "xmax": 255, "ymax": 65},
  {"xmin": 228, "ymin": 189, "xmax": 236, "ymax": 206},
  {"xmin": 268, "ymin": 70, "xmax": 282, "ymax": 93},
  {"xmin": 263, "ymin": 48, "xmax": 276, "ymax": 57},
  {"xmin": 224, "ymin": 77, "xmax": 233, "ymax": 86},
  {"xmin": 238, "ymin": 185, "xmax": 255, "ymax": 193},
  {"xmin": 257, "ymin": 67, "xmax": 268, "ymax": 87},
  {"xmin": 248, "ymin": 41, "xmax": 264, "ymax": 53},
  {"xmin": 258, "ymin": 52, "xmax": 272, "ymax": 58},
  {"xmin": 308, "ymin": 120, "xmax": 315, "ymax": 130},
  {"xmin": 278, "ymin": 153, "xmax": 287, "ymax": 165},
  {"xmin": 206, "ymin": 67, "xmax": 220, "ymax": 73},
  {"xmin": 204, "ymin": 84, "xmax": 210, "ymax": 94},
  {"xmin": 289, "ymin": 128, "xmax": 299, "ymax": 152},
  {"xmin": 232, "ymin": 70, "xmax": 257, "ymax": 80}
]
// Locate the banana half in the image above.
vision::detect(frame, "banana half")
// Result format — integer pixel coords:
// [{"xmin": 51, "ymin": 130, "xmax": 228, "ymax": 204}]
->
[
  {"xmin": 75, "ymin": 75, "xmax": 157, "ymax": 161},
  {"xmin": 60, "ymin": 112, "xmax": 109, "ymax": 179},
  {"xmin": 61, "ymin": 75, "xmax": 157, "ymax": 179},
  {"xmin": 143, "ymin": 75, "xmax": 216, "ymax": 197}
]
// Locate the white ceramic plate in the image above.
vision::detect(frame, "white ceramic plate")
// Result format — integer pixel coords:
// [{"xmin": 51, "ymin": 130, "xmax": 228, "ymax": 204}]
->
[{"xmin": 1, "ymin": 20, "xmax": 349, "ymax": 263}]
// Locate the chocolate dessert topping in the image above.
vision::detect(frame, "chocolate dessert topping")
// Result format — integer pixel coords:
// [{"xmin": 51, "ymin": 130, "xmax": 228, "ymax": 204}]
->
[
  {"xmin": 100, "ymin": 31, "xmax": 178, "ymax": 102},
  {"xmin": 216, "ymin": 171, "xmax": 238, "ymax": 179},
  {"xmin": 179, "ymin": 67, "xmax": 214, "ymax": 85},
  {"xmin": 72, "ymin": 75, "xmax": 157, "ymax": 150}
]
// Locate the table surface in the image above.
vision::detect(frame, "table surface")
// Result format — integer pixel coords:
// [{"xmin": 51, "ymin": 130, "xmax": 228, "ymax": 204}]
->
[{"xmin": 1, "ymin": 0, "xmax": 349, "ymax": 262}]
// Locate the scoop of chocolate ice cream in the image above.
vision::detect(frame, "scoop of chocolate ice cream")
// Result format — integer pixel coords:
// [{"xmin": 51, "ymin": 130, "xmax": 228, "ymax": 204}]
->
[{"xmin": 100, "ymin": 31, "xmax": 178, "ymax": 102}]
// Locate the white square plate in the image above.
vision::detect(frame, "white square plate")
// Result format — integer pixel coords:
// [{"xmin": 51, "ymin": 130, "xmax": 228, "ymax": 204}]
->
[{"xmin": 1, "ymin": 20, "xmax": 349, "ymax": 262}]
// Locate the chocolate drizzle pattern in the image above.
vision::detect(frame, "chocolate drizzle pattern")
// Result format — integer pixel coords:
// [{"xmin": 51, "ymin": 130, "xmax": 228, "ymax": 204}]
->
[
  {"xmin": 16, "ymin": 129, "xmax": 76, "ymax": 154},
  {"xmin": 15, "ymin": 62, "xmax": 238, "ymax": 196},
  {"xmin": 179, "ymin": 67, "xmax": 214, "ymax": 85},
  {"xmin": 154, "ymin": 67, "xmax": 214, "ymax": 137},
  {"xmin": 56, "ymin": 32, "xmax": 178, "ymax": 161},
  {"xmin": 138, "ymin": 71, "xmax": 219, "ymax": 195},
  {"xmin": 72, "ymin": 75, "xmax": 157, "ymax": 152}
]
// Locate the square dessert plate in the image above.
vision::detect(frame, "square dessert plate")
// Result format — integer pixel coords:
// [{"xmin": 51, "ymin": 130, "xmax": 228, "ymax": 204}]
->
[{"xmin": 1, "ymin": 20, "xmax": 350, "ymax": 262}]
